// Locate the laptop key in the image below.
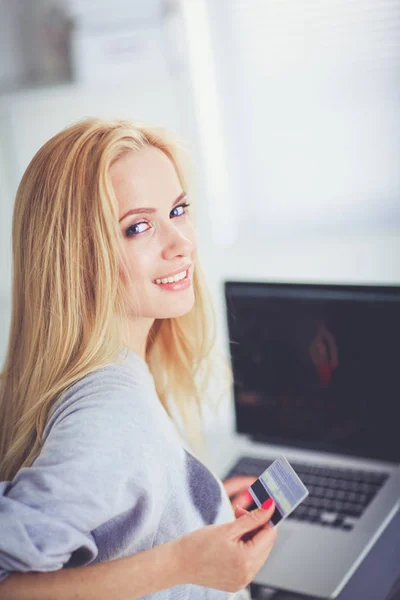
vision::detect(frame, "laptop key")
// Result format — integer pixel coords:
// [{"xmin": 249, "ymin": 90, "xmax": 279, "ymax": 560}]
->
[
  {"xmin": 320, "ymin": 511, "xmax": 337, "ymax": 525},
  {"xmin": 342, "ymin": 516, "xmax": 358, "ymax": 530},
  {"xmin": 307, "ymin": 496, "xmax": 321, "ymax": 508},
  {"xmin": 345, "ymin": 503, "xmax": 364, "ymax": 518},
  {"xmin": 332, "ymin": 500, "xmax": 346, "ymax": 513}
]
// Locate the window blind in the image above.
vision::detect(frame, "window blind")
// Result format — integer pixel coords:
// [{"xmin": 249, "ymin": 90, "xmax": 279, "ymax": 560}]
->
[{"xmin": 208, "ymin": 0, "xmax": 400, "ymax": 236}]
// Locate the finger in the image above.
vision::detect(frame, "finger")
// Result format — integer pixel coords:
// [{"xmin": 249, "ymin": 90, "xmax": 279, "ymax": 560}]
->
[
  {"xmin": 230, "ymin": 499, "xmax": 275, "ymax": 538},
  {"xmin": 246, "ymin": 518, "xmax": 278, "ymax": 549},
  {"xmin": 223, "ymin": 476, "xmax": 257, "ymax": 498},
  {"xmin": 233, "ymin": 491, "xmax": 254, "ymax": 509},
  {"xmin": 234, "ymin": 505, "xmax": 248, "ymax": 519}
]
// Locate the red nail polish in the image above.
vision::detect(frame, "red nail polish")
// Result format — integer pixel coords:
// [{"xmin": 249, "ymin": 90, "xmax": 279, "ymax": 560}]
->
[
  {"xmin": 262, "ymin": 498, "xmax": 274, "ymax": 510},
  {"xmin": 245, "ymin": 491, "xmax": 253, "ymax": 504}
]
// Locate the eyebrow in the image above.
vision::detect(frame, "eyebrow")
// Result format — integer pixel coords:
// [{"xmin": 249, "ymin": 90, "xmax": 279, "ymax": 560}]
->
[{"xmin": 118, "ymin": 191, "xmax": 187, "ymax": 223}]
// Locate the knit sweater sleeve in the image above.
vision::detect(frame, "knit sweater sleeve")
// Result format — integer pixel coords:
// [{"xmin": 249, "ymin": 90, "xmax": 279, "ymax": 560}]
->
[{"xmin": 0, "ymin": 364, "xmax": 166, "ymax": 583}]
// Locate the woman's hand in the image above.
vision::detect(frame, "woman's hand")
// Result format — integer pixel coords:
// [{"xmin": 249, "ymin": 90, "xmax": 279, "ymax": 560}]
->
[
  {"xmin": 223, "ymin": 476, "xmax": 257, "ymax": 511},
  {"xmin": 175, "ymin": 501, "xmax": 277, "ymax": 593}
]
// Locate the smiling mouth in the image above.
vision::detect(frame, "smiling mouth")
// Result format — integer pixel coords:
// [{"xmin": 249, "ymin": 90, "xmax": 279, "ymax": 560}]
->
[{"xmin": 153, "ymin": 269, "xmax": 189, "ymax": 285}]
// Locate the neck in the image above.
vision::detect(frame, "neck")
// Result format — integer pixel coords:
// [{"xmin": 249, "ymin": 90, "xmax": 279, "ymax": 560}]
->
[{"xmin": 125, "ymin": 316, "xmax": 155, "ymax": 360}]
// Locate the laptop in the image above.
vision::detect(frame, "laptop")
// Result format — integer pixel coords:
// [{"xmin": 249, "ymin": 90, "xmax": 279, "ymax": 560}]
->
[{"xmin": 221, "ymin": 280, "xmax": 400, "ymax": 599}]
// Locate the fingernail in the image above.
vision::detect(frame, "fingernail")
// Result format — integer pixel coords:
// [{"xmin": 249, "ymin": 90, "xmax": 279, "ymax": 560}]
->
[
  {"xmin": 262, "ymin": 498, "xmax": 274, "ymax": 510},
  {"xmin": 245, "ymin": 491, "xmax": 253, "ymax": 504}
]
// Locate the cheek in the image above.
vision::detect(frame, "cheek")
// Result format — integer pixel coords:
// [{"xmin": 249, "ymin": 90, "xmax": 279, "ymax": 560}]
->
[
  {"xmin": 119, "ymin": 259, "xmax": 129, "ymax": 285},
  {"xmin": 122, "ymin": 244, "xmax": 155, "ymax": 284},
  {"xmin": 187, "ymin": 223, "xmax": 198, "ymax": 252}
]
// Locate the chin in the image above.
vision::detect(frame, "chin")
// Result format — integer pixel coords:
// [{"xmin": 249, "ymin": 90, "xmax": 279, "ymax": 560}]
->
[{"xmin": 155, "ymin": 295, "xmax": 195, "ymax": 320}]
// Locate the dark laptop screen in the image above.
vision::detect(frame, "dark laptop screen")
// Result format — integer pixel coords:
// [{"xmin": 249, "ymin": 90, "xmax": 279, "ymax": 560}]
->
[{"xmin": 225, "ymin": 281, "xmax": 400, "ymax": 463}]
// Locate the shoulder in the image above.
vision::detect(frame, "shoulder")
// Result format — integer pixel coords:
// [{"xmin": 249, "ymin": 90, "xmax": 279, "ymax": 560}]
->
[{"xmin": 44, "ymin": 353, "xmax": 158, "ymax": 441}]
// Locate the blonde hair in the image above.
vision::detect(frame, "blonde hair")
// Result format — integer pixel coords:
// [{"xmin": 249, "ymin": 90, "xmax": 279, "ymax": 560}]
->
[{"xmin": 0, "ymin": 118, "xmax": 225, "ymax": 481}]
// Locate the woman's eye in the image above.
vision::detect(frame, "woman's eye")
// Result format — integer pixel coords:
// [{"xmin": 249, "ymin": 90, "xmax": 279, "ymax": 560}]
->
[
  {"xmin": 125, "ymin": 221, "xmax": 150, "ymax": 237},
  {"xmin": 170, "ymin": 202, "xmax": 190, "ymax": 218}
]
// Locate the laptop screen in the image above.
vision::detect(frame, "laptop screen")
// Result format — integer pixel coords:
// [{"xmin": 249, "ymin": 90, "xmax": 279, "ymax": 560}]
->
[{"xmin": 225, "ymin": 281, "xmax": 400, "ymax": 463}]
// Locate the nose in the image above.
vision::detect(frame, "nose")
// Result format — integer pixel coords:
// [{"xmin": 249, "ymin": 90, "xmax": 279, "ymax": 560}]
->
[{"xmin": 161, "ymin": 222, "xmax": 195, "ymax": 261}]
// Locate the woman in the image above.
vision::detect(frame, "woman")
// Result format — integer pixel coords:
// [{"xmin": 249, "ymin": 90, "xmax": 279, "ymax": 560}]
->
[{"xmin": 0, "ymin": 119, "xmax": 277, "ymax": 599}]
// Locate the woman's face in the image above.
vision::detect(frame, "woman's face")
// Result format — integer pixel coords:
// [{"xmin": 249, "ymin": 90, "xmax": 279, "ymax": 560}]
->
[{"xmin": 111, "ymin": 145, "xmax": 197, "ymax": 320}]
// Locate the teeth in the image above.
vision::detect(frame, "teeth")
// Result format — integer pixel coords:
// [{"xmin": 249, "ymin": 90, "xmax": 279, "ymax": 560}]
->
[{"xmin": 155, "ymin": 270, "xmax": 187, "ymax": 285}]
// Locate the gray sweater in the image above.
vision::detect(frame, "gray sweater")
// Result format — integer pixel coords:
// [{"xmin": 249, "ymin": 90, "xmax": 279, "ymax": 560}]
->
[{"xmin": 0, "ymin": 350, "xmax": 250, "ymax": 599}]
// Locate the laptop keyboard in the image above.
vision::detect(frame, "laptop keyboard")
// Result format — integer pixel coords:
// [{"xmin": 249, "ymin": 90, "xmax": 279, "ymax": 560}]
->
[{"xmin": 226, "ymin": 455, "xmax": 389, "ymax": 531}]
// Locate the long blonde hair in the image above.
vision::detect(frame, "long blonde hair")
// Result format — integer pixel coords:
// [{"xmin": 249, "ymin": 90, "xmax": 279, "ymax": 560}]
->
[{"xmin": 0, "ymin": 118, "xmax": 223, "ymax": 481}]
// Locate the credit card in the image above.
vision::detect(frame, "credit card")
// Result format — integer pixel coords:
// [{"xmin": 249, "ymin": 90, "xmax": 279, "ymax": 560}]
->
[{"xmin": 248, "ymin": 455, "xmax": 309, "ymax": 527}]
